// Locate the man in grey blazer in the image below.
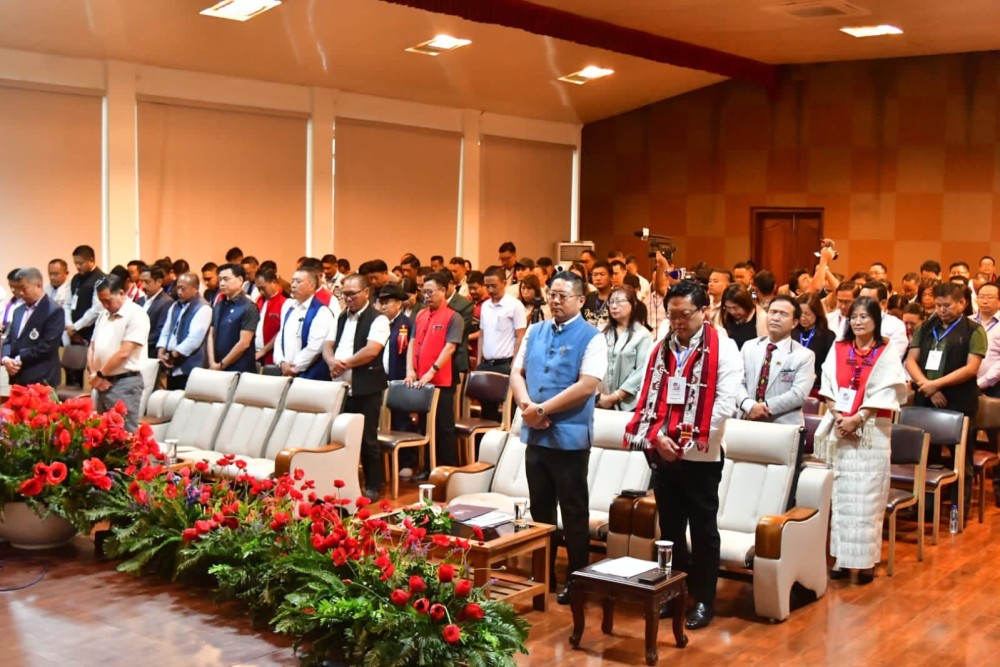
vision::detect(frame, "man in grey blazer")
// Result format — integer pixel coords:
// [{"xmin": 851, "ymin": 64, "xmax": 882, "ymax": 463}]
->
[{"xmin": 735, "ymin": 295, "xmax": 815, "ymax": 426}]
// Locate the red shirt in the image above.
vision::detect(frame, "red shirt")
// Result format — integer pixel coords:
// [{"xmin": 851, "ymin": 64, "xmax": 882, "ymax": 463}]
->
[{"xmin": 257, "ymin": 292, "xmax": 287, "ymax": 365}]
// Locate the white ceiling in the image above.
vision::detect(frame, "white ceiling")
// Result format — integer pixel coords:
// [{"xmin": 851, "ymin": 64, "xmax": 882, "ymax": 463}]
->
[{"xmin": 0, "ymin": 0, "xmax": 997, "ymax": 123}]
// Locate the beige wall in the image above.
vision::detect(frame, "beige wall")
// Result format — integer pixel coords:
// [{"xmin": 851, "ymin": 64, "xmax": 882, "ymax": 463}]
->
[{"xmin": 581, "ymin": 51, "xmax": 1000, "ymax": 285}]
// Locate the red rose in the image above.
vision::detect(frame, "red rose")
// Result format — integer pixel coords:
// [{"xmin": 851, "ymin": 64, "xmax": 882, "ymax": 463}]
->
[
  {"xmin": 471, "ymin": 526, "xmax": 484, "ymax": 540},
  {"xmin": 269, "ymin": 511, "xmax": 291, "ymax": 531},
  {"xmin": 333, "ymin": 479, "xmax": 346, "ymax": 489},
  {"xmin": 462, "ymin": 603, "xmax": 484, "ymax": 621},
  {"xmin": 390, "ymin": 589, "xmax": 411, "ymax": 606},
  {"xmin": 429, "ymin": 603, "xmax": 447, "ymax": 622},
  {"xmin": 181, "ymin": 528, "xmax": 199, "ymax": 541},
  {"xmin": 412, "ymin": 598, "xmax": 430, "ymax": 614},
  {"xmin": 438, "ymin": 564, "xmax": 455, "ymax": 583},
  {"xmin": 409, "ymin": 575, "xmax": 427, "ymax": 593},
  {"xmin": 432, "ymin": 534, "xmax": 452, "ymax": 548},
  {"xmin": 18, "ymin": 476, "xmax": 44, "ymax": 497},
  {"xmin": 442, "ymin": 624, "xmax": 461, "ymax": 644},
  {"xmin": 55, "ymin": 428, "xmax": 72, "ymax": 450},
  {"xmin": 163, "ymin": 484, "xmax": 178, "ymax": 499},
  {"xmin": 331, "ymin": 548, "xmax": 348, "ymax": 566},
  {"xmin": 44, "ymin": 461, "xmax": 68, "ymax": 485},
  {"xmin": 454, "ymin": 579, "xmax": 472, "ymax": 597}
]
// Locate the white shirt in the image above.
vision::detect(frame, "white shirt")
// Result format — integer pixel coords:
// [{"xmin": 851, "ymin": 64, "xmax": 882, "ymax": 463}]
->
[
  {"xmin": 91, "ymin": 300, "xmax": 150, "ymax": 375},
  {"xmin": 274, "ymin": 296, "xmax": 335, "ymax": 373},
  {"xmin": 972, "ymin": 311, "xmax": 1000, "ymax": 344},
  {"xmin": 69, "ymin": 283, "xmax": 106, "ymax": 331},
  {"xmin": 880, "ymin": 311, "xmax": 909, "ymax": 361},
  {"xmin": 46, "ymin": 282, "xmax": 71, "ymax": 310},
  {"xmin": 827, "ymin": 310, "xmax": 849, "ymax": 341},
  {"xmin": 327, "ymin": 303, "xmax": 390, "ymax": 386},
  {"xmin": 480, "ymin": 295, "xmax": 528, "ymax": 361},
  {"xmin": 142, "ymin": 289, "xmax": 164, "ymax": 313},
  {"xmin": 635, "ymin": 273, "xmax": 651, "ymax": 303},
  {"xmin": 456, "ymin": 277, "xmax": 470, "ymax": 299},
  {"xmin": 512, "ymin": 314, "xmax": 608, "ymax": 380},
  {"xmin": 156, "ymin": 300, "xmax": 212, "ymax": 376}
]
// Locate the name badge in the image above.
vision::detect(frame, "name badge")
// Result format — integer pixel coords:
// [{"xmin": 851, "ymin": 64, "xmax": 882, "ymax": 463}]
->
[
  {"xmin": 29, "ymin": 328, "xmax": 39, "ymax": 341},
  {"xmin": 925, "ymin": 350, "xmax": 943, "ymax": 372},
  {"xmin": 666, "ymin": 376, "xmax": 687, "ymax": 404},
  {"xmin": 70, "ymin": 294, "xmax": 78, "ymax": 310},
  {"xmin": 834, "ymin": 387, "xmax": 857, "ymax": 413}
]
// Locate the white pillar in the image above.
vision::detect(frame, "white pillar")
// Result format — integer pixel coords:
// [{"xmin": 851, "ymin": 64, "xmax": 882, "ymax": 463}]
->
[
  {"xmin": 459, "ymin": 109, "xmax": 482, "ymax": 268},
  {"xmin": 103, "ymin": 60, "xmax": 139, "ymax": 268}
]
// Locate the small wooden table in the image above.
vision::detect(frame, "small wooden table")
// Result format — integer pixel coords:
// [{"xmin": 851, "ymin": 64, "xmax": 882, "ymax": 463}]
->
[
  {"xmin": 569, "ymin": 560, "xmax": 688, "ymax": 665},
  {"xmin": 381, "ymin": 516, "xmax": 556, "ymax": 611}
]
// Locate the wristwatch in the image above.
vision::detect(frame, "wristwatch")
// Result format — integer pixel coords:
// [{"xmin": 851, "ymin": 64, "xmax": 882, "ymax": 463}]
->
[
  {"xmin": 431, "ymin": 363, "xmax": 440, "ymax": 372},
  {"xmin": 535, "ymin": 405, "xmax": 545, "ymax": 416}
]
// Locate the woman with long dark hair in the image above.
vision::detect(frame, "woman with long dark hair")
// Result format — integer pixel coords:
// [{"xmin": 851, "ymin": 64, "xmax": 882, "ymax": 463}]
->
[
  {"xmin": 721, "ymin": 283, "xmax": 766, "ymax": 349},
  {"xmin": 795, "ymin": 292, "xmax": 835, "ymax": 396},
  {"xmin": 815, "ymin": 296, "xmax": 906, "ymax": 585},
  {"xmin": 597, "ymin": 285, "xmax": 652, "ymax": 411},
  {"xmin": 517, "ymin": 274, "xmax": 550, "ymax": 325}
]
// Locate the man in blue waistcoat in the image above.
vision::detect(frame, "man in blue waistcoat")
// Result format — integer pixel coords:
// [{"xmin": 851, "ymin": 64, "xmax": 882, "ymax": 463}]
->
[
  {"xmin": 208, "ymin": 263, "xmax": 260, "ymax": 373},
  {"xmin": 509, "ymin": 271, "xmax": 608, "ymax": 605},
  {"xmin": 156, "ymin": 272, "xmax": 211, "ymax": 390},
  {"xmin": 275, "ymin": 267, "xmax": 334, "ymax": 380}
]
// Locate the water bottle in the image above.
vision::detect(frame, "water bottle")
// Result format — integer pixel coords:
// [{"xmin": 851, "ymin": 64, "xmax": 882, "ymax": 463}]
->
[{"xmin": 949, "ymin": 503, "xmax": 959, "ymax": 534}]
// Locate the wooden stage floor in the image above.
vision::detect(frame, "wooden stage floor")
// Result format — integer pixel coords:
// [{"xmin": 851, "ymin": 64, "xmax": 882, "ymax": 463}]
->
[{"xmin": 2, "ymin": 484, "xmax": 1000, "ymax": 667}]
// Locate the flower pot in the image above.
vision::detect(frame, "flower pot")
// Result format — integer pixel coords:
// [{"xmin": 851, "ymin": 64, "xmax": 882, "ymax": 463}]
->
[{"xmin": 0, "ymin": 502, "xmax": 77, "ymax": 549}]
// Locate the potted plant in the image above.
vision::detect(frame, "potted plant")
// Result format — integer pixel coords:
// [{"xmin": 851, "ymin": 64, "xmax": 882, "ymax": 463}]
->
[{"xmin": 0, "ymin": 383, "xmax": 158, "ymax": 548}]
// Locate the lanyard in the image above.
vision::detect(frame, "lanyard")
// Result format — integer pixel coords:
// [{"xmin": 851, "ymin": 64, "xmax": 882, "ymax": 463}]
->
[
  {"xmin": 798, "ymin": 328, "xmax": 816, "ymax": 348},
  {"xmin": 847, "ymin": 344, "xmax": 881, "ymax": 390},
  {"xmin": 931, "ymin": 319, "xmax": 960, "ymax": 349},
  {"xmin": 976, "ymin": 316, "xmax": 997, "ymax": 332}
]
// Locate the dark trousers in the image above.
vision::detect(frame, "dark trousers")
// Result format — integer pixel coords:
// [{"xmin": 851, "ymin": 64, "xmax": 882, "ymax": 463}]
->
[
  {"xmin": 652, "ymin": 459, "xmax": 724, "ymax": 608},
  {"xmin": 476, "ymin": 357, "xmax": 512, "ymax": 422},
  {"xmin": 419, "ymin": 386, "xmax": 458, "ymax": 469},
  {"xmin": 166, "ymin": 374, "xmax": 190, "ymax": 391},
  {"xmin": 345, "ymin": 391, "xmax": 384, "ymax": 492},
  {"xmin": 524, "ymin": 445, "xmax": 591, "ymax": 577}
]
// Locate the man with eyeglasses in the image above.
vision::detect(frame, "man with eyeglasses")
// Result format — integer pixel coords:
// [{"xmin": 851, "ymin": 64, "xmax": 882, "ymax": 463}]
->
[
  {"xmin": 510, "ymin": 271, "xmax": 607, "ymax": 606},
  {"xmin": 207, "ymin": 263, "xmax": 259, "ymax": 373},
  {"xmin": 324, "ymin": 273, "xmax": 390, "ymax": 500},
  {"xmin": 906, "ymin": 281, "xmax": 986, "ymax": 515},
  {"xmin": 407, "ymin": 271, "xmax": 464, "ymax": 473},
  {"xmin": 624, "ymin": 279, "xmax": 743, "ymax": 630},
  {"xmin": 735, "ymin": 295, "xmax": 815, "ymax": 426},
  {"xmin": 827, "ymin": 282, "xmax": 857, "ymax": 340}
]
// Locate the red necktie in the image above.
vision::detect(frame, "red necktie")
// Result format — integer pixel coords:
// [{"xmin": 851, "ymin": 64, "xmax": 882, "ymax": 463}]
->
[
  {"xmin": 756, "ymin": 343, "xmax": 777, "ymax": 402},
  {"xmin": 398, "ymin": 324, "xmax": 408, "ymax": 354}
]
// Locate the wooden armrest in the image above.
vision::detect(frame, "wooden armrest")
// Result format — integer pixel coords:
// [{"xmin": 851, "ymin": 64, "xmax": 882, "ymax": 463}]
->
[
  {"xmin": 608, "ymin": 492, "xmax": 651, "ymax": 534},
  {"xmin": 428, "ymin": 461, "xmax": 494, "ymax": 503},
  {"xmin": 755, "ymin": 507, "xmax": 819, "ymax": 560},
  {"xmin": 274, "ymin": 441, "xmax": 346, "ymax": 478},
  {"xmin": 140, "ymin": 415, "xmax": 170, "ymax": 426}
]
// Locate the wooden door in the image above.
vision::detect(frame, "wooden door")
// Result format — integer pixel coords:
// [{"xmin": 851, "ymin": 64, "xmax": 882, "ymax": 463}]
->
[{"xmin": 751, "ymin": 208, "xmax": 823, "ymax": 285}]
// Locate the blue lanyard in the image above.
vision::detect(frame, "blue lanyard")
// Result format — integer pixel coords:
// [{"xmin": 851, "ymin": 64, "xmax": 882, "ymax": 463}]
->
[
  {"xmin": 931, "ymin": 319, "xmax": 960, "ymax": 348},
  {"xmin": 976, "ymin": 316, "xmax": 997, "ymax": 332},
  {"xmin": 798, "ymin": 328, "xmax": 816, "ymax": 348}
]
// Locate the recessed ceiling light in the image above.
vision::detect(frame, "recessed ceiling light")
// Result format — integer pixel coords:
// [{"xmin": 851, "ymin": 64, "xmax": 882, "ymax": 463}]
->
[
  {"xmin": 558, "ymin": 66, "xmax": 615, "ymax": 85},
  {"xmin": 200, "ymin": 0, "xmax": 282, "ymax": 22},
  {"xmin": 840, "ymin": 24, "xmax": 903, "ymax": 38},
  {"xmin": 405, "ymin": 34, "xmax": 472, "ymax": 56}
]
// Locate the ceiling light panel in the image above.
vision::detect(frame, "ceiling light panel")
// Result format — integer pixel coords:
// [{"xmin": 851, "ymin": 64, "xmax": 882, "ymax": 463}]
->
[
  {"xmin": 558, "ymin": 66, "xmax": 615, "ymax": 85},
  {"xmin": 840, "ymin": 24, "xmax": 903, "ymax": 38},
  {"xmin": 200, "ymin": 0, "xmax": 282, "ymax": 22},
  {"xmin": 405, "ymin": 34, "xmax": 472, "ymax": 56}
]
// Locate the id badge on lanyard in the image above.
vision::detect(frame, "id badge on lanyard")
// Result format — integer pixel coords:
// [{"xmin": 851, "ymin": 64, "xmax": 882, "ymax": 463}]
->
[
  {"xmin": 927, "ymin": 319, "xmax": 958, "ymax": 372},
  {"xmin": 834, "ymin": 387, "xmax": 857, "ymax": 413},
  {"xmin": 667, "ymin": 346, "xmax": 693, "ymax": 405}
]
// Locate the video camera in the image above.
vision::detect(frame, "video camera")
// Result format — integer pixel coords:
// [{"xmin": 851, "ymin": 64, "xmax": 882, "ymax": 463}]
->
[{"xmin": 634, "ymin": 228, "xmax": 677, "ymax": 261}]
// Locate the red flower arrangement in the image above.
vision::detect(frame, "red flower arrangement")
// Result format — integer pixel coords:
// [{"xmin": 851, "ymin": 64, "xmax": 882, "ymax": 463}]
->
[{"xmin": 0, "ymin": 384, "xmax": 159, "ymax": 531}]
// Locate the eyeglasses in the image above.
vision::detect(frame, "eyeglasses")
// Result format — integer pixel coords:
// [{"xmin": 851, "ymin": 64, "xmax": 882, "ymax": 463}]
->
[
  {"xmin": 421, "ymin": 288, "xmax": 441, "ymax": 296},
  {"xmin": 608, "ymin": 299, "xmax": 630, "ymax": 306},
  {"xmin": 667, "ymin": 310, "xmax": 698, "ymax": 321},
  {"xmin": 342, "ymin": 290, "xmax": 364, "ymax": 299},
  {"xmin": 548, "ymin": 291, "xmax": 579, "ymax": 302}
]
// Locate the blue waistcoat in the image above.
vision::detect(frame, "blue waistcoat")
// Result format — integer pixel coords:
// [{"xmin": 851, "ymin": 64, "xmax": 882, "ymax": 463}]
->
[
  {"xmin": 522, "ymin": 316, "xmax": 600, "ymax": 451},
  {"xmin": 165, "ymin": 296, "xmax": 208, "ymax": 375},
  {"xmin": 212, "ymin": 293, "xmax": 257, "ymax": 373},
  {"xmin": 283, "ymin": 298, "xmax": 329, "ymax": 381}
]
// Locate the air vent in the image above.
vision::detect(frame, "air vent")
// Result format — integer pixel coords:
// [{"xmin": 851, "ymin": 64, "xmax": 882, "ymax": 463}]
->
[{"xmin": 761, "ymin": 1, "xmax": 871, "ymax": 20}]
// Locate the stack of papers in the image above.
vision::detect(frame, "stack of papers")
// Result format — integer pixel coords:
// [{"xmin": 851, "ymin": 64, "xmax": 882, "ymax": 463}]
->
[
  {"xmin": 462, "ymin": 510, "xmax": 514, "ymax": 528},
  {"xmin": 592, "ymin": 557, "xmax": 658, "ymax": 578}
]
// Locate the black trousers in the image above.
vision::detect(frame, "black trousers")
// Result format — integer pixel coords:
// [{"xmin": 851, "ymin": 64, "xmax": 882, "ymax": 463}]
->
[
  {"xmin": 524, "ymin": 445, "xmax": 591, "ymax": 576},
  {"xmin": 344, "ymin": 391, "xmax": 384, "ymax": 492},
  {"xmin": 166, "ymin": 374, "xmax": 190, "ymax": 391},
  {"xmin": 419, "ymin": 386, "xmax": 458, "ymax": 469},
  {"xmin": 652, "ymin": 458, "xmax": 724, "ymax": 608},
  {"xmin": 476, "ymin": 358, "xmax": 512, "ymax": 422}
]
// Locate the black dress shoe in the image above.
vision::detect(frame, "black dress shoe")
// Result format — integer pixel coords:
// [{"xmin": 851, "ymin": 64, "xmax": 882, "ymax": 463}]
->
[
  {"xmin": 556, "ymin": 586, "xmax": 572, "ymax": 605},
  {"xmin": 411, "ymin": 471, "xmax": 430, "ymax": 483},
  {"xmin": 363, "ymin": 487, "xmax": 381, "ymax": 502},
  {"xmin": 854, "ymin": 568, "xmax": 874, "ymax": 585},
  {"xmin": 829, "ymin": 568, "xmax": 849, "ymax": 580},
  {"xmin": 684, "ymin": 602, "xmax": 713, "ymax": 630}
]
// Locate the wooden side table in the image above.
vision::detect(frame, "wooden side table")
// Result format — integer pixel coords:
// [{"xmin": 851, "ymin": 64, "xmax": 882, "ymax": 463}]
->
[{"xmin": 568, "ymin": 560, "xmax": 688, "ymax": 666}]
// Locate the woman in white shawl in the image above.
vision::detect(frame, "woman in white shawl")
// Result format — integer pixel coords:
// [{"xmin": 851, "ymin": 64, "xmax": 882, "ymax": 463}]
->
[{"xmin": 815, "ymin": 296, "xmax": 907, "ymax": 584}]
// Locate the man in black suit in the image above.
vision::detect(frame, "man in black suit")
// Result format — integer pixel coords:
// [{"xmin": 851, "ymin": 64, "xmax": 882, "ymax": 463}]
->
[
  {"xmin": 139, "ymin": 265, "xmax": 174, "ymax": 358},
  {"xmin": 1, "ymin": 268, "xmax": 65, "ymax": 387}
]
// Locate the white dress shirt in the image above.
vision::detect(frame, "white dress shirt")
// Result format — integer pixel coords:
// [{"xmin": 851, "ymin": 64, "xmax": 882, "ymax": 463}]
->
[
  {"xmin": 327, "ymin": 304, "xmax": 390, "ymax": 386},
  {"xmin": 880, "ymin": 311, "xmax": 909, "ymax": 361},
  {"xmin": 156, "ymin": 300, "xmax": 212, "ymax": 376},
  {"xmin": 480, "ymin": 295, "xmax": 528, "ymax": 361},
  {"xmin": 46, "ymin": 282, "xmax": 71, "ymax": 310},
  {"xmin": 827, "ymin": 310, "xmax": 849, "ymax": 341},
  {"xmin": 512, "ymin": 314, "xmax": 608, "ymax": 380},
  {"xmin": 68, "ymin": 284, "xmax": 106, "ymax": 332},
  {"xmin": 735, "ymin": 336, "xmax": 816, "ymax": 426},
  {"xmin": 274, "ymin": 296, "xmax": 335, "ymax": 373},
  {"xmin": 974, "ymin": 312, "xmax": 1000, "ymax": 389}
]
